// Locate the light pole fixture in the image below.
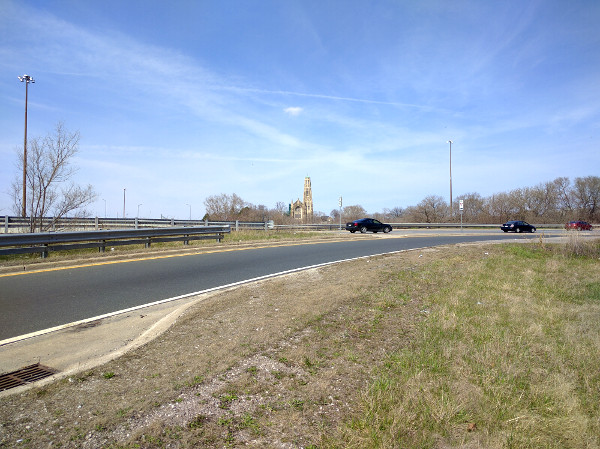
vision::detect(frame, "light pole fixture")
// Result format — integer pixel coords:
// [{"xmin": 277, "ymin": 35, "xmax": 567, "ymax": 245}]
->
[
  {"xmin": 18, "ymin": 74, "xmax": 35, "ymax": 218},
  {"xmin": 186, "ymin": 203, "xmax": 191, "ymax": 221},
  {"xmin": 103, "ymin": 199, "xmax": 106, "ymax": 218},
  {"xmin": 137, "ymin": 203, "xmax": 142, "ymax": 218},
  {"xmin": 447, "ymin": 140, "xmax": 453, "ymax": 217},
  {"xmin": 123, "ymin": 188, "xmax": 126, "ymax": 218}
]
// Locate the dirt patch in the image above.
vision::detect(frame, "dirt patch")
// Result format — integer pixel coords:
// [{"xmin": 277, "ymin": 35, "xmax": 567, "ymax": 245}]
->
[{"xmin": 0, "ymin": 244, "xmax": 465, "ymax": 448}]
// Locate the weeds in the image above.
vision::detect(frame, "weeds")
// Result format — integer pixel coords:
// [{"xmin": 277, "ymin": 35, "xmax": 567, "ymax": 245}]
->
[{"xmin": 336, "ymin": 240, "xmax": 600, "ymax": 448}]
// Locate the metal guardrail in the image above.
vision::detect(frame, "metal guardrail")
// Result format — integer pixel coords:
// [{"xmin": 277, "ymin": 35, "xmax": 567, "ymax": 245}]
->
[
  {"xmin": 0, "ymin": 226, "xmax": 230, "ymax": 258},
  {"xmin": 1, "ymin": 216, "xmax": 269, "ymax": 233},
  {"xmin": 3, "ymin": 215, "xmax": 573, "ymax": 234}
]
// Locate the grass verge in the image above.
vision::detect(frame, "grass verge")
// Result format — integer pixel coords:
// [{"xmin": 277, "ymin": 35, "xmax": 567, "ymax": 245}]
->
[
  {"xmin": 332, "ymin": 239, "xmax": 600, "ymax": 448},
  {"xmin": 0, "ymin": 238, "xmax": 598, "ymax": 448}
]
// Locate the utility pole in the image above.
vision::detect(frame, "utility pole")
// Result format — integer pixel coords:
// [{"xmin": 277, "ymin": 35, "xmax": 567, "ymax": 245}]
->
[
  {"xmin": 447, "ymin": 140, "xmax": 453, "ymax": 217},
  {"xmin": 18, "ymin": 74, "xmax": 35, "ymax": 217}
]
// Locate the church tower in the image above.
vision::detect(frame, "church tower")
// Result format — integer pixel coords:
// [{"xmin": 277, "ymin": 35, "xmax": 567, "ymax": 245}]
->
[
  {"xmin": 303, "ymin": 176, "xmax": 313, "ymax": 221},
  {"xmin": 289, "ymin": 176, "xmax": 314, "ymax": 222}
]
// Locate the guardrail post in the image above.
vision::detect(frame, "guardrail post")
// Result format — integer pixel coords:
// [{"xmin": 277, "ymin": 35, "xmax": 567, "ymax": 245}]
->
[
  {"xmin": 184, "ymin": 234, "xmax": 189, "ymax": 245},
  {"xmin": 95, "ymin": 217, "xmax": 99, "ymax": 230},
  {"xmin": 99, "ymin": 240, "xmax": 106, "ymax": 253},
  {"xmin": 135, "ymin": 218, "xmax": 139, "ymax": 230},
  {"xmin": 41, "ymin": 245, "xmax": 49, "ymax": 259},
  {"xmin": 145, "ymin": 237, "xmax": 151, "ymax": 248},
  {"xmin": 235, "ymin": 220, "xmax": 239, "ymax": 232},
  {"xmin": 3, "ymin": 216, "xmax": 7, "ymax": 234}
]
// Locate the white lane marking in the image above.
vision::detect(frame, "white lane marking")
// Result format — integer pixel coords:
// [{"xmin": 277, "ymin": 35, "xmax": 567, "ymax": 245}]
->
[{"xmin": 0, "ymin": 246, "xmax": 425, "ymax": 346}]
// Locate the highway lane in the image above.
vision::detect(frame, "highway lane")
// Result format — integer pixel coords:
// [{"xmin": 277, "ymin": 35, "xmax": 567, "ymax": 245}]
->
[{"xmin": 0, "ymin": 231, "xmax": 549, "ymax": 341}]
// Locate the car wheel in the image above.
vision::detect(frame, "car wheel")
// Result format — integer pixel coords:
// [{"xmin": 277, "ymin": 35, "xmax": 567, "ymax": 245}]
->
[
  {"xmin": 383, "ymin": 226, "xmax": 391, "ymax": 233},
  {"xmin": 577, "ymin": 227, "xmax": 582, "ymax": 231},
  {"xmin": 503, "ymin": 230, "xmax": 508, "ymax": 232},
  {"xmin": 360, "ymin": 226, "xmax": 368, "ymax": 233},
  {"xmin": 530, "ymin": 228, "xmax": 536, "ymax": 233},
  {"xmin": 350, "ymin": 230, "xmax": 355, "ymax": 233},
  {"xmin": 516, "ymin": 227, "xmax": 522, "ymax": 233}
]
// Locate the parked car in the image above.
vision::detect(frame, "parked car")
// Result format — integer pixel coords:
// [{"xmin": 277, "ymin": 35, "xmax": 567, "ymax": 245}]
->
[
  {"xmin": 501, "ymin": 220, "xmax": 536, "ymax": 233},
  {"xmin": 346, "ymin": 218, "xmax": 392, "ymax": 234},
  {"xmin": 565, "ymin": 220, "xmax": 593, "ymax": 231}
]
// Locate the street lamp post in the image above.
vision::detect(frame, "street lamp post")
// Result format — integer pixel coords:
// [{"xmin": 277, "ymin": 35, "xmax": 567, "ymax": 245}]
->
[
  {"xmin": 447, "ymin": 140, "xmax": 453, "ymax": 217},
  {"xmin": 186, "ymin": 203, "xmax": 191, "ymax": 221},
  {"xmin": 137, "ymin": 203, "xmax": 142, "ymax": 218},
  {"xmin": 123, "ymin": 189, "xmax": 126, "ymax": 218},
  {"xmin": 18, "ymin": 74, "xmax": 35, "ymax": 218}
]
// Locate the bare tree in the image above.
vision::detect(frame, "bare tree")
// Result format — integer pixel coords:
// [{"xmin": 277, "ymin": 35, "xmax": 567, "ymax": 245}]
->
[
  {"xmin": 275, "ymin": 201, "xmax": 288, "ymax": 215},
  {"xmin": 11, "ymin": 122, "xmax": 97, "ymax": 232},
  {"xmin": 572, "ymin": 176, "xmax": 600, "ymax": 221},
  {"xmin": 342, "ymin": 205, "xmax": 367, "ymax": 221},
  {"xmin": 203, "ymin": 193, "xmax": 249, "ymax": 220},
  {"xmin": 455, "ymin": 193, "xmax": 485, "ymax": 223},
  {"xmin": 553, "ymin": 177, "xmax": 574, "ymax": 215},
  {"xmin": 413, "ymin": 195, "xmax": 448, "ymax": 223},
  {"xmin": 382, "ymin": 206, "xmax": 404, "ymax": 221}
]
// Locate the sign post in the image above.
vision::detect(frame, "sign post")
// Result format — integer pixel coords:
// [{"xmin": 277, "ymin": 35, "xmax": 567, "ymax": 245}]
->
[{"xmin": 459, "ymin": 200, "xmax": 464, "ymax": 231}]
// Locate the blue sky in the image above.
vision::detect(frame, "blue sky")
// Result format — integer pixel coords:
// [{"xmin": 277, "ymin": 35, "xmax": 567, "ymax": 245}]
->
[{"xmin": 1, "ymin": 0, "xmax": 599, "ymax": 219}]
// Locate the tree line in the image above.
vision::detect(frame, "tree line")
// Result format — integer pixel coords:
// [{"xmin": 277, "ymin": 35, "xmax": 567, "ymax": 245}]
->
[
  {"xmin": 205, "ymin": 176, "xmax": 600, "ymax": 225},
  {"xmin": 397, "ymin": 176, "xmax": 599, "ymax": 224}
]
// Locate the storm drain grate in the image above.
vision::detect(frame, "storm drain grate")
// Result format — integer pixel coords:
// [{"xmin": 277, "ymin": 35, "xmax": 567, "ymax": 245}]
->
[{"xmin": 0, "ymin": 364, "xmax": 58, "ymax": 391}]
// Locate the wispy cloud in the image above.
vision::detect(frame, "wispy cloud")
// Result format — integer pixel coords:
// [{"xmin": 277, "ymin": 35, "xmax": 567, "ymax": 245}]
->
[{"xmin": 284, "ymin": 106, "xmax": 303, "ymax": 116}]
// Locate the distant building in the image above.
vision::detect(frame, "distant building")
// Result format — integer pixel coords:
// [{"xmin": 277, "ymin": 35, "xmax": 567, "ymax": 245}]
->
[{"xmin": 290, "ymin": 177, "xmax": 313, "ymax": 222}]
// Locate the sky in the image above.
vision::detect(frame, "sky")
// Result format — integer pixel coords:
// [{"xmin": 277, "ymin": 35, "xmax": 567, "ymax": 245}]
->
[{"xmin": 1, "ymin": 0, "xmax": 599, "ymax": 219}]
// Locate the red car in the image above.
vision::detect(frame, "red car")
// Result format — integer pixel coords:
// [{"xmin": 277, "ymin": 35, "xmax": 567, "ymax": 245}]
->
[{"xmin": 565, "ymin": 221, "xmax": 593, "ymax": 231}]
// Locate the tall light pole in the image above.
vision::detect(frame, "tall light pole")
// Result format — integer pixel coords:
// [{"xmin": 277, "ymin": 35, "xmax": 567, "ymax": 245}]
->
[
  {"xmin": 18, "ymin": 74, "xmax": 35, "ymax": 218},
  {"xmin": 137, "ymin": 203, "xmax": 142, "ymax": 218},
  {"xmin": 123, "ymin": 188, "xmax": 126, "ymax": 218},
  {"xmin": 186, "ymin": 203, "xmax": 191, "ymax": 221},
  {"xmin": 447, "ymin": 140, "xmax": 453, "ymax": 217}
]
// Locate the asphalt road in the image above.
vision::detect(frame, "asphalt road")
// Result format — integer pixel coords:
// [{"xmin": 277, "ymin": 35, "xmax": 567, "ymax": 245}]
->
[{"xmin": 0, "ymin": 231, "xmax": 550, "ymax": 341}]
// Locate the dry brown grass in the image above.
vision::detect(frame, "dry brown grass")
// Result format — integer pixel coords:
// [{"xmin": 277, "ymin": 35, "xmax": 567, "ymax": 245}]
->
[{"xmin": 1, "ymin": 239, "xmax": 599, "ymax": 448}]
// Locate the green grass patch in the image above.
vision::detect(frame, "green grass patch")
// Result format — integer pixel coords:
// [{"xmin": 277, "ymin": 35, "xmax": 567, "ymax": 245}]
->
[{"xmin": 334, "ymin": 240, "xmax": 600, "ymax": 448}]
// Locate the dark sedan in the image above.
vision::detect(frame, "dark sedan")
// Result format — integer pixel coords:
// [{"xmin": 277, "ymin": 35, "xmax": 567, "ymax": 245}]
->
[
  {"xmin": 501, "ymin": 220, "xmax": 536, "ymax": 233},
  {"xmin": 346, "ymin": 218, "xmax": 392, "ymax": 234}
]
